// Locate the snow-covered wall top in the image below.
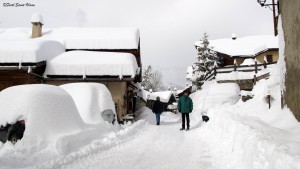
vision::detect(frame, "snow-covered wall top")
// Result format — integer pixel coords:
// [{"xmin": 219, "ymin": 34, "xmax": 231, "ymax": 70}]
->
[
  {"xmin": 195, "ymin": 35, "xmax": 278, "ymax": 57},
  {"xmin": 0, "ymin": 39, "xmax": 65, "ymax": 63},
  {"xmin": 0, "ymin": 27, "xmax": 140, "ymax": 50},
  {"xmin": 44, "ymin": 51, "xmax": 138, "ymax": 78}
]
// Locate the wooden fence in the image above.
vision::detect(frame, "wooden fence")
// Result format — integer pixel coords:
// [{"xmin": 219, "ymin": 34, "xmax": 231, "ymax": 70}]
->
[{"xmin": 203, "ymin": 61, "xmax": 277, "ymax": 81}]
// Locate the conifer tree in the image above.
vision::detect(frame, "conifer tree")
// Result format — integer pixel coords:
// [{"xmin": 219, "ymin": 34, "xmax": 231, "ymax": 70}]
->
[{"xmin": 192, "ymin": 33, "xmax": 218, "ymax": 89}]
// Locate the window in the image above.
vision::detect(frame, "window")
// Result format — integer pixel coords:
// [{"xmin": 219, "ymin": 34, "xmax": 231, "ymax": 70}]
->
[{"xmin": 266, "ymin": 55, "xmax": 273, "ymax": 63}]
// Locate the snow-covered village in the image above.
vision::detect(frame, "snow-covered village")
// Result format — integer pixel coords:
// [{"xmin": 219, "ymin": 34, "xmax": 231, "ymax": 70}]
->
[{"xmin": 0, "ymin": 0, "xmax": 299, "ymax": 169}]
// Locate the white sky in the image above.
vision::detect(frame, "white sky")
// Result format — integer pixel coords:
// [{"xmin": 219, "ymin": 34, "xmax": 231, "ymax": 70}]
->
[{"xmin": 0, "ymin": 0, "xmax": 274, "ymax": 88}]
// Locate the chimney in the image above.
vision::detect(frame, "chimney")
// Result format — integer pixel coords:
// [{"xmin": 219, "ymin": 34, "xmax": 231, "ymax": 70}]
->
[
  {"xmin": 232, "ymin": 33, "xmax": 237, "ymax": 40},
  {"xmin": 31, "ymin": 13, "xmax": 43, "ymax": 38}
]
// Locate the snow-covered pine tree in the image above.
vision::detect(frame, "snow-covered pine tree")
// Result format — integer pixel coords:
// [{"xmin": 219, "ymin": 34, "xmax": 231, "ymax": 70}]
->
[{"xmin": 192, "ymin": 33, "xmax": 219, "ymax": 89}]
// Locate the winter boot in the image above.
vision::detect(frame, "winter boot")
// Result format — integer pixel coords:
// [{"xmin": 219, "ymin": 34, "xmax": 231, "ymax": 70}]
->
[{"xmin": 180, "ymin": 127, "xmax": 185, "ymax": 130}]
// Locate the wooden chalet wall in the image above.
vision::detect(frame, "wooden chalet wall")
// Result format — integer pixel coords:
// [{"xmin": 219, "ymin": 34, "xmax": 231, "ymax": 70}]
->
[{"xmin": 0, "ymin": 70, "xmax": 41, "ymax": 91}]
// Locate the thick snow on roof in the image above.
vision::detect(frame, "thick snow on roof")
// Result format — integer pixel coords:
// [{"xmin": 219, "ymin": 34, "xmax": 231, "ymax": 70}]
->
[
  {"xmin": 0, "ymin": 27, "xmax": 140, "ymax": 50},
  {"xmin": 148, "ymin": 91, "xmax": 174, "ymax": 103},
  {"xmin": 0, "ymin": 85, "xmax": 85, "ymax": 143},
  {"xmin": 31, "ymin": 13, "xmax": 44, "ymax": 24},
  {"xmin": 195, "ymin": 35, "xmax": 278, "ymax": 57},
  {"xmin": 60, "ymin": 83, "xmax": 116, "ymax": 124},
  {"xmin": 42, "ymin": 27, "xmax": 140, "ymax": 50},
  {"xmin": 44, "ymin": 51, "xmax": 138, "ymax": 78},
  {"xmin": 240, "ymin": 58, "xmax": 262, "ymax": 66},
  {"xmin": 0, "ymin": 39, "xmax": 65, "ymax": 63},
  {"xmin": 0, "ymin": 28, "xmax": 31, "ymax": 40}
]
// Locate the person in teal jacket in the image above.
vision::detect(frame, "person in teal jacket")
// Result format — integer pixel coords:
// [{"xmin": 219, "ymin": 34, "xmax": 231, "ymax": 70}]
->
[{"xmin": 177, "ymin": 91, "xmax": 193, "ymax": 131}]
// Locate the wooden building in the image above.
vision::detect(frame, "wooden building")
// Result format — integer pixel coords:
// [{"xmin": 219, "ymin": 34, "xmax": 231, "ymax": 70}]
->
[
  {"xmin": 0, "ymin": 16, "xmax": 142, "ymax": 122},
  {"xmin": 195, "ymin": 35, "xmax": 279, "ymax": 67}
]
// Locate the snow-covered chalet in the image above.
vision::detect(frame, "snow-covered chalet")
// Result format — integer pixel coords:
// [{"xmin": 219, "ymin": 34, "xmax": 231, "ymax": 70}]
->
[
  {"xmin": 0, "ymin": 14, "xmax": 141, "ymax": 122},
  {"xmin": 195, "ymin": 34, "xmax": 279, "ymax": 67}
]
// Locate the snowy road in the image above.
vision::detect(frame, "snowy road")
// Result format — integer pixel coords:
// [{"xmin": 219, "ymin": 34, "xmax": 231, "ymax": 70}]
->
[{"xmin": 42, "ymin": 110, "xmax": 213, "ymax": 169}]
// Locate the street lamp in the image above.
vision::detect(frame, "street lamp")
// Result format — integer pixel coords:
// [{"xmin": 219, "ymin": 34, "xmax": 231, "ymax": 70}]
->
[
  {"xmin": 257, "ymin": 0, "xmax": 279, "ymax": 36},
  {"xmin": 257, "ymin": 0, "xmax": 278, "ymax": 7}
]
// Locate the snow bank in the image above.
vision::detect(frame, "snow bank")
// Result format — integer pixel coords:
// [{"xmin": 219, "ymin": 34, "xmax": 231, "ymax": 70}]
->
[
  {"xmin": 44, "ymin": 51, "xmax": 138, "ymax": 78},
  {"xmin": 190, "ymin": 82, "xmax": 240, "ymax": 112},
  {"xmin": 60, "ymin": 83, "xmax": 116, "ymax": 124},
  {"xmin": 192, "ymin": 65, "xmax": 300, "ymax": 169},
  {"xmin": 195, "ymin": 35, "xmax": 278, "ymax": 57},
  {"xmin": 42, "ymin": 27, "xmax": 140, "ymax": 50},
  {"xmin": 0, "ymin": 39, "xmax": 65, "ymax": 63}
]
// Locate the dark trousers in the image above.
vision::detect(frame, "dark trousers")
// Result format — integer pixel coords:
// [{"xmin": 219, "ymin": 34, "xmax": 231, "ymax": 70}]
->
[{"xmin": 181, "ymin": 113, "xmax": 190, "ymax": 129}]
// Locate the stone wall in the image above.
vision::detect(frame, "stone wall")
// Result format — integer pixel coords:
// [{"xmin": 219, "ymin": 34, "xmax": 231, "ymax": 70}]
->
[{"xmin": 280, "ymin": 0, "xmax": 300, "ymax": 121}]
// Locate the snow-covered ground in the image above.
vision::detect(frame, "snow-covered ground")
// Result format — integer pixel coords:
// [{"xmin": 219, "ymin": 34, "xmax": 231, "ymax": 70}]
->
[{"xmin": 1, "ymin": 65, "xmax": 300, "ymax": 169}]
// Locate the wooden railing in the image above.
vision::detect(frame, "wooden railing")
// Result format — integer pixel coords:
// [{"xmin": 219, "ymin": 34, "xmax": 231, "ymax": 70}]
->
[{"xmin": 203, "ymin": 61, "xmax": 277, "ymax": 81}]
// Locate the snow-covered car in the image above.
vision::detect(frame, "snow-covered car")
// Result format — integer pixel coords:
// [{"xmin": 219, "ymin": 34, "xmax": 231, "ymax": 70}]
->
[
  {"xmin": 60, "ymin": 83, "xmax": 116, "ymax": 124},
  {"xmin": 0, "ymin": 84, "xmax": 85, "ymax": 145}
]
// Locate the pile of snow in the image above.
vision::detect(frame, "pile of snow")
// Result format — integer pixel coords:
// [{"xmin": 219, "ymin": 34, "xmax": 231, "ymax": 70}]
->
[
  {"xmin": 191, "ymin": 82, "xmax": 240, "ymax": 113},
  {"xmin": 191, "ymin": 65, "xmax": 300, "ymax": 168},
  {"xmin": 148, "ymin": 91, "xmax": 174, "ymax": 103},
  {"xmin": 41, "ymin": 27, "xmax": 140, "ymax": 50},
  {"xmin": 60, "ymin": 83, "xmax": 116, "ymax": 124},
  {"xmin": 0, "ymin": 39, "xmax": 64, "ymax": 63},
  {"xmin": 44, "ymin": 51, "xmax": 138, "ymax": 78},
  {"xmin": 195, "ymin": 35, "xmax": 278, "ymax": 57},
  {"xmin": 0, "ymin": 85, "xmax": 85, "ymax": 145}
]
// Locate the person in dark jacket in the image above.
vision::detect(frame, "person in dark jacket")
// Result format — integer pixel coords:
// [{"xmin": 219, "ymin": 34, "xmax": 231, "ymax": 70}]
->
[
  {"xmin": 152, "ymin": 96, "xmax": 164, "ymax": 125},
  {"xmin": 177, "ymin": 91, "xmax": 193, "ymax": 130}
]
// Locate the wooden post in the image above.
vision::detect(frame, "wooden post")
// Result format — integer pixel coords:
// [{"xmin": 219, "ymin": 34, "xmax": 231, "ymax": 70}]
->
[
  {"xmin": 234, "ymin": 58, "xmax": 237, "ymax": 71},
  {"xmin": 253, "ymin": 75, "xmax": 257, "ymax": 85},
  {"xmin": 255, "ymin": 60, "xmax": 258, "ymax": 74},
  {"xmin": 267, "ymin": 95, "xmax": 271, "ymax": 109},
  {"xmin": 214, "ymin": 67, "xmax": 217, "ymax": 77}
]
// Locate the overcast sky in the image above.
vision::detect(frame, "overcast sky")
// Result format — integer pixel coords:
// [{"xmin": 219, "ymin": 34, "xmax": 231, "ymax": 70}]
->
[{"xmin": 0, "ymin": 0, "xmax": 274, "ymax": 88}]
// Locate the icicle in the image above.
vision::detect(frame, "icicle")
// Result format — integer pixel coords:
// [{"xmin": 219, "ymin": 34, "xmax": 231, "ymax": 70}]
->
[
  {"xmin": 82, "ymin": 66, "xmax": 86, "ymax": 80},
  {"xmin": 27, "ymin": 66, "xmax": 32, "ymax": 73},
  {"xmin": 264, "ymin": 56, "xmax": 267, "ymax": 63},
  {"xmin": 234, "ymin": 58, "xmax": 237, "ymax": 65},
  {"xmin": 18, "ymin": 56, "xmax": 23, "ymax": 69},
  {"xmin": 214, "ymin": 61, "xmax": 218, "ymax": 67}
]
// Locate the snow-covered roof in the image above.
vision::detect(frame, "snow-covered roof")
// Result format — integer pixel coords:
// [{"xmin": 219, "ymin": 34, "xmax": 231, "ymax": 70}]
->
[
  {"xmin": 31, "ymin": 13, "xmax": 44, "ymax": 24},
  {"xmin": 0, "ymin": 39, "xmax": 65, "ymax": 63},
  {"xmin": 148, "ymin": 91, "xmax": 175, "ymax": 103},
  {"xmin": 195, "ymin": 35, "xmax": 278, "ymax": 57},
  {"xmin": 240, "ymin": 58, "xmax": 262, "ymax": 66},
  {"xmin": 44, "ymin": 51, "xmax": 138, "ymax": 78},
  {"xmin": 42, "ymin": 27, "xmax": 140, "ymax": 50},
  {"xmin": 0, "ymin": 27, "xmax": 140, "ymax": 50},
  {"xmin": 137, "ymin": 89, "xmax": 150, "ymax": 102}
]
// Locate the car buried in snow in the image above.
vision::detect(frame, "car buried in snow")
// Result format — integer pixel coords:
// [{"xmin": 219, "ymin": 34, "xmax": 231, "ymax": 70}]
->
[
  {"xmin": 60, "ymin": 83, "xmax": 117, "ymax": 124},
  {"xmin": 0, "ymin": 84, "xmax": 86, "ymax": 145}
]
